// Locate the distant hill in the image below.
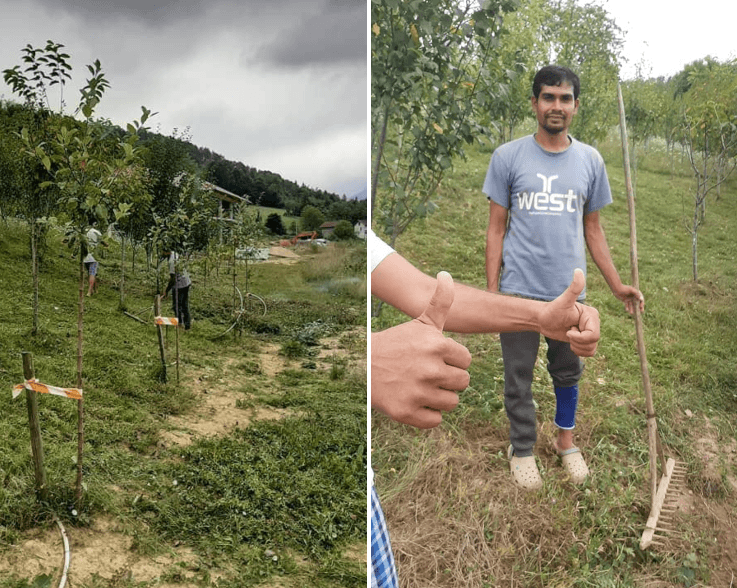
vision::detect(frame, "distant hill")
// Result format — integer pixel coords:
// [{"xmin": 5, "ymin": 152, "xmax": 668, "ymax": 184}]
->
[
  {"xmin": 351, "ymin": 187, "xmax": 367, "ymax": 201},
  {"xmin": 138, "ymin": 128, "xmax": 351, "ymax": 216}
]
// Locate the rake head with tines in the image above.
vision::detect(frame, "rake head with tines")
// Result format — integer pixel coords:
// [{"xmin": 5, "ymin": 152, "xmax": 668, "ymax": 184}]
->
[{"xmin": 640, "ymin": 458, "xmax": 688, "ymax": 549}]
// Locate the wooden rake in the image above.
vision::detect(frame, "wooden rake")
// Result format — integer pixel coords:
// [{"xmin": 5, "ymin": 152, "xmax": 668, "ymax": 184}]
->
[{"xmin": 616, "ymin": 83, "xmax": 687, "ymax": 550}]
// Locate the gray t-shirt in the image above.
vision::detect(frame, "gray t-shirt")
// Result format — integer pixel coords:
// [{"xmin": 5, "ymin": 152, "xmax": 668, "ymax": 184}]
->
[
  {"xmin": 83, "ymin": 228, "xmax": 102, "ymax": 264},
  {"xmin": 482, "ymin": 135, "xmax": 612, "ymax": 301},
  {"xmin": 168, "ymin": 252, "xmax": 191, "ymax": 290}
]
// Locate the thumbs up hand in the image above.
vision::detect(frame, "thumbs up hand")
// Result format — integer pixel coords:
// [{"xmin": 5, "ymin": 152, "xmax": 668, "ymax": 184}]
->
[
  {"xmin": 371, "ymin": 272, "xmax": 472, "ymax": 429},
  {"xmin": 539, "ymin": 269, "xmax": 600, "ymax": 357}
]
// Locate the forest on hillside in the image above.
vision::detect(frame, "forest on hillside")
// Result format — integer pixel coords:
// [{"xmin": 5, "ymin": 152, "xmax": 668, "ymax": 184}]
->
[
  {"xmin": 0, "ymin": 100, "xmax": 366, "ymax": 230},
  {"xmin": 147, "ymin": 128, "xmax": 367, "ymax": 220}
]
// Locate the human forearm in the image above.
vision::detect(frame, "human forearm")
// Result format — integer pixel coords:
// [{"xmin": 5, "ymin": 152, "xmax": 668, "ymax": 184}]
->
[
  {"xmin": 584, "ymin": 212, "xmax": 644, "ymax": 314},
  {"xmin": 372, "ymin": 252, "xmax": 543, "ymax": 333},
  {"xmin": 372, "ymin": 251, "xmax": 600, "ymax": 355},
  {"xmin": 485, "ymin": 233, "xmax": 503, "ymax": 292},
  {"xmin": 485, "ymin": 200, "xmax": 507, "ymax": 291},
  {"xmin": 450, "ymin": 274, "xmax": 600, "ymax": 355},
  {"xmin": 584, "ymin": 221, "xmax": 624, "ymax": 293},
  {"xmin": 163, "ymin": 275, "xmax": 175, "ymax": 295}
]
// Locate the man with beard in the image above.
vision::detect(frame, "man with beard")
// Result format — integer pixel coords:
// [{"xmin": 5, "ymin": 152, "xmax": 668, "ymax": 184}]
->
[{"xmin": 483, "ymin": 65, "xmax": 644, "ymax": 490}]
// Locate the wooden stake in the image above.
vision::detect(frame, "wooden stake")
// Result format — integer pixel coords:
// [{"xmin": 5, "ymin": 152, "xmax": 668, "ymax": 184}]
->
[
  {"xmin": 155, "ymin": 295, "xmax": 167, "ymax": 383},
  {"xmin": 21, "ymin": 351, "xmax": 48, "ymax": 501},
  {"xmin": 617, "ymin": 84, "xmax": 664, "ymax": 503},
  {"xmin": 123, "ymin": 311, "xmax": 146, "ymax": 324},
  {"xmin": 176, "ymin": 319, "xmax": 180, "ymax": 385}
]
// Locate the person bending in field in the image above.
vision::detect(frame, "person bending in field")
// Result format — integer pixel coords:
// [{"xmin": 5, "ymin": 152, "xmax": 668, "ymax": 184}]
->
[
  {"xmin": 482, "ymin": 65, "xmax": 644, "ymax": 490},
  {"xmin": 83, "ymin": 225, "xmax": 108, "ymax": 297},
  {"xmin": 370, "ymin": 228, "xmax": 601, "ymax": 587},
  {"xmin": 160, "ymin": 249, "xmax": 192, "ymax": 331}
]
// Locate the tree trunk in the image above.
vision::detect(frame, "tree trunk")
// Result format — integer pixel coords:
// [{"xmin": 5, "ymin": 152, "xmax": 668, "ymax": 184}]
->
[
  {"xmin": 31, "ymin": 220, "xmax": 40, "ymax": 337},
  {"xmin": 232, "ymin": 243, "xmax": 237, "ymax": 314},
  {"xmin": 119, "ymin": 234, "xmax": 126, "ymax": 309},
  {"xmin": 75, "ymin": 246, "xmax": 85, "ymax": 509},
  {"xmin": 692, "ymin": 211, "xmax": 699, "ymax": 282},
  {"xmin": 371, "ymin": 106, "xmax": 390, "ymax": 216},
  {"xmin": 22, "ymin": 351, "xmax": 48, "ymax": 501}
]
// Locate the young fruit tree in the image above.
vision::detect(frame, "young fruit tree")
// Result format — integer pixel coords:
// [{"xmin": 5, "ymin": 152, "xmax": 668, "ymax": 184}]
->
[
  {"xmin": 5, "ymin": 41, "xmax": 153, "ymax": 508},
  {"xmin": 678, "ymin": 59, "xmax": 737, "ymax": 281},
  {"xmin": 3, "ymin": 42, "xmax": 72, "ymax": 335},
  {"xmin": 371, "ymin": 0, "xmax": 514, "ymax": 247}
]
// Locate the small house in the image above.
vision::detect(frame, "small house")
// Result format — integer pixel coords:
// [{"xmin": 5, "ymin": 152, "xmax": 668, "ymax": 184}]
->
[
  {"xmin": 319, "ymin": 221, "xmax": 339, "ymax": 239},
  {"xmin": 354, "ymin": 219, "xmax": 367, "ymax": 239}
]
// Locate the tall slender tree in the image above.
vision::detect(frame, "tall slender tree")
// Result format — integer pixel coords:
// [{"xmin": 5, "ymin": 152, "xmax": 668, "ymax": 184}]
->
[{"xmin": 5, "ymin": 42, "xmax": 152, "ymax": 507}]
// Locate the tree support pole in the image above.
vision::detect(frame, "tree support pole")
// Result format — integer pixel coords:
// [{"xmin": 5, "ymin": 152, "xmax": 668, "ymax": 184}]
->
[
  {"xmin": 22, "ymin": 351, "xmax": 48, "ymax": 501},
  {"xmin": 176, "ymin": 320, "xmax": 180, "ymax": 385},
  {"xmin": 155, "ymin": 295, "xmax": 167, "ymax": 383}
]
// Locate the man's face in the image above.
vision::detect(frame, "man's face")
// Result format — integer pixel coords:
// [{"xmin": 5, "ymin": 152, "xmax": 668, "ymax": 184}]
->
[{"xmin": 531, "ymin": 82, "xmax": 579, "ymax": 135}]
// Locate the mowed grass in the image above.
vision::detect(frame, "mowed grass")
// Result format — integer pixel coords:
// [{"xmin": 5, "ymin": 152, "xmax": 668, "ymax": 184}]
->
[
  {"xmin": 371, "ymin": 135, "xmax": 737, "ymax": 587},
  {"xmin": 0, "ymin": 224, "xmax": 367, "ymax": 588}
]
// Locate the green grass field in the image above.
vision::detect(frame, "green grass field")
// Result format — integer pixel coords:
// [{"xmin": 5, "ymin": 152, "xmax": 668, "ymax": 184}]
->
[
  {"xmin": 0, "ymin": 226, "xmax": 367, "ymax": 587},
  {"xmin": 372, "ymin": 134, "xmax": 737, "ymax": 587}
]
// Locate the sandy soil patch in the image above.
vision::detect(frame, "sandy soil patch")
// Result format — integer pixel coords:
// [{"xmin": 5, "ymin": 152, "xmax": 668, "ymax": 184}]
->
[
  {"xmin": 161, "ymin": 346, "xmax": 289, "ymax": 448},
  {"xmin": 0, "ymin": 516, "xmax": 202, "ymax": 586}
]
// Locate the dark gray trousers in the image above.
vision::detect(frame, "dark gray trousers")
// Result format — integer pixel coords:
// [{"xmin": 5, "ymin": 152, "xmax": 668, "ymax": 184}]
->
[{"xmin": 500, "ymin": 331, "xmax": 583, "ymax": 457}]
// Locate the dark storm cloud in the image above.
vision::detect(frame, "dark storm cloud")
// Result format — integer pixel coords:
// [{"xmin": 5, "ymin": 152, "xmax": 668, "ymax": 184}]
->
[
  {"xmin": 0, "ymin": 0, "xmax": 367, "ymax": 195},
  {"xmin": 30, "ymin": 0, "xmax": 366, "ymax": 71},
  {"xmin": 30, "ymin": 0, "xmax": 253, "ymax": 27},
  {"xmin": 253, "ymin": 2, "xmax": 366, "ymax": 68}
]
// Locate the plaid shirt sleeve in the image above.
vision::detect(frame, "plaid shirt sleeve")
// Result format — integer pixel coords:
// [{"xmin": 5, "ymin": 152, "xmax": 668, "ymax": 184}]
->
[{"xmin": 371, "ymin": 484, "xmax": 398, "ymax": 588}]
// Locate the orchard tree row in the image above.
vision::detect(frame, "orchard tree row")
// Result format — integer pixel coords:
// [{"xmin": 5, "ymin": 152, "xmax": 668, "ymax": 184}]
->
[
  {"xmin": 0, "ymin": 41, "xmax": 366, "ymax": 507},
  {"xmin": 0, "ymin": 41, "xmax": 159, "ymax": 507},
  {"xmin": 371, "ymin": 0, "xmax": 736, "ymax": 280},
  {"xmin": 620, "ymin": 58, "xmax": 737, "ymax": 279}
]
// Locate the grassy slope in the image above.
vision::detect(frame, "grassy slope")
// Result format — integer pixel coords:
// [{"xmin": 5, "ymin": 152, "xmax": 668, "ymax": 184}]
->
[
  {"xmin": 0, "ymin": 226, "xmax": 367, "ymax": 588},
  {"xmin": 372, "ymin": 136, "xmax": 737, "ymax": 587}
]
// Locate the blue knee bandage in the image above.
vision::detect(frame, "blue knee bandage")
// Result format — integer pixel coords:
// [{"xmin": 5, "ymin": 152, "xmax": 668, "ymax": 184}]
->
[{"xmin": 554, "ymin": 385, "xmax": 578, "ymax": 430}]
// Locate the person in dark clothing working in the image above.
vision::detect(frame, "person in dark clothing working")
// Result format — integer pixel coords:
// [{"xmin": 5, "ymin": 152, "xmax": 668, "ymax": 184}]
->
[{"xmin": 161, "ymin": 250, "xmax": 192, "ymax": 330}]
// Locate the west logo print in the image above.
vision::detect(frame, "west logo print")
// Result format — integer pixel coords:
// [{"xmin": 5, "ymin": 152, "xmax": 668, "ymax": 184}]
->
[{"xmin": 516, "ymin": 173, "xmax": 578, "ymax": 214}]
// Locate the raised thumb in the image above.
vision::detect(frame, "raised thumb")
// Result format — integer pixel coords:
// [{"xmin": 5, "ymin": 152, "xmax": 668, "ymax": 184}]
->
[
  {"xmin": 565, "ymin": 268, "xmax": 585, "ymax": 301},
  {"xmin": 417, "ymin": 271, "xmax": 455, "ymax": 332}
]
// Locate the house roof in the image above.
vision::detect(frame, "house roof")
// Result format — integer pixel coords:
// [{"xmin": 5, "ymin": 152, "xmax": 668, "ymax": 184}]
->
[
  {"xmin": 319, "ymin": 221, "xmax": 339, "ymax": 229},
  {"xmin": 202, "ymin": 181, "xmax": 250, "ymax": 204},
  {"xmin": 172, "ymin": 172, "xmax": 250, "ymax": 204}
]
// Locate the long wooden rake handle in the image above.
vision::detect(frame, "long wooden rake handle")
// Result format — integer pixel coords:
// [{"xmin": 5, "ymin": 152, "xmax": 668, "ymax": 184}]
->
[{"xmin": 616, "ymin": 84, "xmax": 667, "ymax": 504}]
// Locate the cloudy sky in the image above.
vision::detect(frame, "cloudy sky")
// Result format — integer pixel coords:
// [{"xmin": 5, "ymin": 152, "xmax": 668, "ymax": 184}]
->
[
  {"xmin": 604, "ymin": 0, "xmax": 736, "ymax": 79},
  {"xmin": 0, "ymin": 0, "xmax": 367, "ymax": 199}
]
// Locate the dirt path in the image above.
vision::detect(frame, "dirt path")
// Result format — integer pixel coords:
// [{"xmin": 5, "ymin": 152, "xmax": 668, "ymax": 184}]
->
[{"xmin": 161, "ymin": 345, "xmax": 289, "ymax": 447}]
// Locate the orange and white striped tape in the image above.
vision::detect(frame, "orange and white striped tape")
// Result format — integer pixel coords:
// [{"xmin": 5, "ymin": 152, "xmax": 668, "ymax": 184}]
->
[
  {"xmin": 155, "ymin": 316, "xmax": 179, "ymax": 326},
  {"xmin": 12, "ymin": 379, "xmax": 83, "ymax": 401}
]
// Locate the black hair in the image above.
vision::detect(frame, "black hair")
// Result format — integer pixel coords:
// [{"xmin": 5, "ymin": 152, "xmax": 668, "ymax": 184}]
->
[{"xmin": 532, "ymin": 65, "xmax": 580, "ymax": 100}]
